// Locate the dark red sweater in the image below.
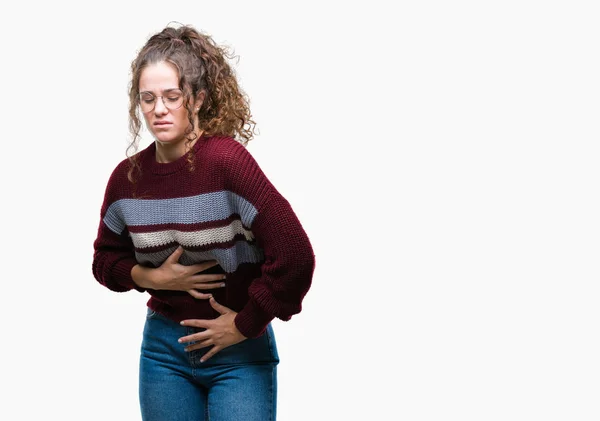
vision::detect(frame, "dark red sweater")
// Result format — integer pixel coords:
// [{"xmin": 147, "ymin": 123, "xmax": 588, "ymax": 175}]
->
[{"xmin": 92, "ymin": 134, "xmax": 315, "ymax": 338}]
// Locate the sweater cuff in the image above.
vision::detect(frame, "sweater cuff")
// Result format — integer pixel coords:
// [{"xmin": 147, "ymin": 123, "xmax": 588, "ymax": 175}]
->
[
  {"xmin": 114, "ymin": 258, "xmax": 146, "ymax": 292},
  {"xmin": 234, "ymin": 299, "xmax": 275, "ymax": 339}
]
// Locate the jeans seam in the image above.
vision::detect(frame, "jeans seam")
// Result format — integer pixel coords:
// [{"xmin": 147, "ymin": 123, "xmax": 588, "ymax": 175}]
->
[
  {"xmin": 265, "ymin": 327, "xmax": 276, "ymax": 362},
  {"xmin": 270, "ymin": 365, "xmax": 275, "ymax": 421}
]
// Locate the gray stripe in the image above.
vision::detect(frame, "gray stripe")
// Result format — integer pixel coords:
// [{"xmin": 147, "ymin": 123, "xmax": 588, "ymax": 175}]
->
[
  {"xmin": 135, "ymin": 241, "xmax": 264, "ymax": 273},
  {"xmin": 103, "ymin": 191, "xmax": 258, "ymax": 235}
]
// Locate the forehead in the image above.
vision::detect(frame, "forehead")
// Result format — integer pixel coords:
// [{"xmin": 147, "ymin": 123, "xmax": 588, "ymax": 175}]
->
[{"xmin": 139, "ymin": 61, "xmax": 180, "ymax": 92}]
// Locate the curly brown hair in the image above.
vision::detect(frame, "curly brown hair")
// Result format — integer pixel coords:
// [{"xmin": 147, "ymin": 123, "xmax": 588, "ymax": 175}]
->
[{"xmin": 126, "ymin": 23, "xmax": 257, "ymax": 183}]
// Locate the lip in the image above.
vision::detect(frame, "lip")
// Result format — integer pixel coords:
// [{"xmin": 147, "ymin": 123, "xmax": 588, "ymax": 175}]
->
[{"xmin": 154, "ymin": 121, "xmax": 173, "ymax": 126}]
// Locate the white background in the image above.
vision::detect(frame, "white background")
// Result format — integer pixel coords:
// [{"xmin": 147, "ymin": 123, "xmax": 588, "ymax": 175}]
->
[{"xmin": 1, "ymin": 1, "xmax": 599, "ymax": 420}]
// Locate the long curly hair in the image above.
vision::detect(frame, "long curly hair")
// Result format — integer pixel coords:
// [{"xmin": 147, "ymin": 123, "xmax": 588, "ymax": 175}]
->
[{"xmin": 126, "ymin": 23, "xmax": 257, "ymax": 183}]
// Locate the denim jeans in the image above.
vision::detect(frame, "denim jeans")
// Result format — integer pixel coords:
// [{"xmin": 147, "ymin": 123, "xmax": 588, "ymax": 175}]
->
[{"xmin": 139, "ymin": 307, "xmax": 279, "ymax": 421}]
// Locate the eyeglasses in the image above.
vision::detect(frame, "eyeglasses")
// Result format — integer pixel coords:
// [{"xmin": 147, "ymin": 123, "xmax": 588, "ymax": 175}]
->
[{"xmin": 138, "ymin": 89, "xmax": 185, "ymax": 113}]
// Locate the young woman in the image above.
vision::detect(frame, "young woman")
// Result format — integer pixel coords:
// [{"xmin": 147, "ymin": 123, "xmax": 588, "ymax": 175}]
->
[{"xmin": 92, "ymin": 23, "xmax": 315, "ymax": 421}]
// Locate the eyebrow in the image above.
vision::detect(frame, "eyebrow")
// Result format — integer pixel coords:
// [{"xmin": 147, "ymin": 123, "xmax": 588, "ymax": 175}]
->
[{"xmin": 139, "ymin": 88, "xmax": 182, "ymax": 95}]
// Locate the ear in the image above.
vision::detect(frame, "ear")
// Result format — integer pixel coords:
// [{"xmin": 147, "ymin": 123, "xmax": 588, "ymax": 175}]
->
[{"xmin": 194, "ymin": 90, "xmax": 206, "ymax": 111}]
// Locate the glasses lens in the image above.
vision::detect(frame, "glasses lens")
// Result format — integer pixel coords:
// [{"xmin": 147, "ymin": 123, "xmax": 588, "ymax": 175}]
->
[
  {"xmin": 138, "ymin": 91, "xmax": 185, "ymax": 112},
  {"xmin": 163, "ymin": 91, "xmax": 184, "ymax": 110},
  {"xmin": 139, "ymin": 93, "xmax": 156, "ymax": 113}
]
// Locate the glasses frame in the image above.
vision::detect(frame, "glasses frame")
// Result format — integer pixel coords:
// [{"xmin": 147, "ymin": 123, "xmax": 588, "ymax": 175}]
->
[{"xmin": 138, "ymin": 89, "xmax": 186, "ymax": 113}]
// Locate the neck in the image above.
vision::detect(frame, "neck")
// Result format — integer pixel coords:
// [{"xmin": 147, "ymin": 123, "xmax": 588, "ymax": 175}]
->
[{"xmin": 155, "ymin": 131, "xmax": 203, "ymax": 163}]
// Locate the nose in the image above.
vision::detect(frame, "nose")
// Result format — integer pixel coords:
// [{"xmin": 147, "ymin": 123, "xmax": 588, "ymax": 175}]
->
[{"xmin": 153, "ymin": 97, "xmax": 168, "ymax": 116}]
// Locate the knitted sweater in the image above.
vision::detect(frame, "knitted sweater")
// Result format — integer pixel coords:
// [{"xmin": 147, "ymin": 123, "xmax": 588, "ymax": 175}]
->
[{"xmin": 92, "ymin": 134, "xmax": 315, "ymax": 338}]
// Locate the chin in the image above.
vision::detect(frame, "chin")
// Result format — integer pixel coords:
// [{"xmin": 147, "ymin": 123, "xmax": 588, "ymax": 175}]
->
[{"xmin": 153, "ymin": 133, "xmax": 179, "ymax": 144}]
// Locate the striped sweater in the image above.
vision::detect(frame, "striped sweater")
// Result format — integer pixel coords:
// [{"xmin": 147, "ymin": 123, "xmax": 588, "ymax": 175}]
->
[{"xmin": 92, "ymin": 134, "xmax": 315, "ymax": 338}]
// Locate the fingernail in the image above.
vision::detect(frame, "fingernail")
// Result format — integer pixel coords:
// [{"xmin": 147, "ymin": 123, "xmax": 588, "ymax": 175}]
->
[
  {"xmin": 220, "ymin": 283, "xmax": 226, "ymax": 287},
  {"xmin": 180, "ymin": 321, "xmax": 185, "ymax": 325}
]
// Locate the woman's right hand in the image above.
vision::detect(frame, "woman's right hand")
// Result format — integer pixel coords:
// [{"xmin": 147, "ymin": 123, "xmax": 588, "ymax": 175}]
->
[{"xmin": 132, "ymin": 246, "xmax": 226, "ymax": 299}]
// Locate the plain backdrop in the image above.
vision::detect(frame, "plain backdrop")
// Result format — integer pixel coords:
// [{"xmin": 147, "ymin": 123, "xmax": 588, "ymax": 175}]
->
[{"xmin": 1, "ymin": 1, "xmax": 599, "ymax": 420}]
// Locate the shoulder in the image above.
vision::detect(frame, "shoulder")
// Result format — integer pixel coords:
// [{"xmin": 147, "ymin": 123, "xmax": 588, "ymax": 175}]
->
[
  {"xmin": 202, "ymin": 135, "xmax": 256, "ymax": 164},
  {"xmin": 107, "ymin": 143, "xmax": 153, "ymax": 183},
  {"xmin": 100, "ymin": 159, "xmax": 131, "ymax": 206},
  {"xmin": 202, "ymin": 135, "xmax": 276, "ymax": 208},
  {"xmin": 201, "ymin": 135, "xmax": 266, "ymax": 177},
  {"xmin": 202, "ymin": 135, "xmax": 268, "ymax": 177},
  {"xmin": 102, "ymin": 145, "xmax": 151, "ymax": 202},
  {"xmin": 106, "ymin": 156, "xmax": 132, "ymax": 187}
]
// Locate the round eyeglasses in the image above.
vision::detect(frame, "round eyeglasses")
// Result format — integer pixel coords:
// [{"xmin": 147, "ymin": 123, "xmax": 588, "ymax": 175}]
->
[{"xmin": 139, "ymin": 89, "xmax": 184, "ymax": 113}]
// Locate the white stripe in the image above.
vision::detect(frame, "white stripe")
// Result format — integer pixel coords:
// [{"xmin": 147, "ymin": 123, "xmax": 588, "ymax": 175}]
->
[{"xmin": 130, "ymin": 219, "xmax": 255, "ymax": 249}]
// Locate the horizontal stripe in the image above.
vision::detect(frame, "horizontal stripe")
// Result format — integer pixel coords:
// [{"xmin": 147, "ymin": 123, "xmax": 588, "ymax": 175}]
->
[
  {"xmin": 130, "ymin": 219, "xmax": 255, "ymax": 250},
  {"xmin": 103, "ymin": 191, "xmax": 258, "ymax": 235},
  {"xmin": 133, "ymin": 234, "xmax": 254, "ymax": 254},
  {"xmin": 135, "ymin": 241, "xmax": 264, "ymax": 273},
  {"xmin": 127, "ymin": 213, "xmax": 249, "ymax": 234}
]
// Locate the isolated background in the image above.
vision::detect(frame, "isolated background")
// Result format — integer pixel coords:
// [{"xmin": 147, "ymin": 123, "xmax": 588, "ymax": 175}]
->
[{"xmin": 1, "ymin": 1, "xmax": 599, "ymax": 420}]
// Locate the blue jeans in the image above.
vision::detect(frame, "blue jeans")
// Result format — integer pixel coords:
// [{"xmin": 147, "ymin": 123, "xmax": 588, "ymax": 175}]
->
[{"xmin": 139, "ymin": 307, "xmax": 279, "ymax": 421}]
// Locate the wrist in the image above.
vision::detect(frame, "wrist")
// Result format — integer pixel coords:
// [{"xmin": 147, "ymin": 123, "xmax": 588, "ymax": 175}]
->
[
  {"xmin": 234, "ymin": 300, "xmax": 274, "ymax": 339},
  {"xmin": 131, "ymin": 265, "xmax": 160, "ymax": 290}
]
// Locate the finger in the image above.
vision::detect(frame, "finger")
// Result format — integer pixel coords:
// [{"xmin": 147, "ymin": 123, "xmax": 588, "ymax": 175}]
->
[
  {"xmin": 187, "ymin": 290, "xmax": 213, "ymax": 299},
  {"xmin": 180, "ymin": 319, "xmax": 212, "ymax": 328},
  {"xmin": 208, "ymin": 296, "xmax": 230, "ymax": 314},
  {"xmin": 200, "ymin": 345, "xmax": 223, "ymax": 362},
  {"xmin": 192, "ymin": 280, "xmax": 226, "ymax": 290},
  {"xmin": 167, "ymin": 245, "xmax": 184, "ymax": 262},
  {"xmin": 184, "ymin": 339, "xmax": 214, "ymax": 352},
  {"xmin": 190, "ymin": 260, "xmax": 219, "ymax": 273},
  {"xmin": 178, "ymin": 331, "xmax": 211, "ymax": 344},
  {"xmin": 191, "ymin": 273, "xmax": 226, "ymax": 283}
]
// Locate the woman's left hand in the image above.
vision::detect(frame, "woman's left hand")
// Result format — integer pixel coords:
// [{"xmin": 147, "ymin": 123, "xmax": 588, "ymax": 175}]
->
[{"xmin": 178, "ymin": 297, "xmax": 247, "ymax": 362}]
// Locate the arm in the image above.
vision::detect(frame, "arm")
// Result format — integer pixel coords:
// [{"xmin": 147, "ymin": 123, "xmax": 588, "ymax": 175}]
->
[
  {"xmin": 221, "ymin": 139, "xmax": 316, "ymax": 338},
  {"xmin": 92, "ymin": 222, "xmax": 146, "ymax": 293},
  {"xmin": 91, "ymin": 166, "xmax": 146, "ymax": 293},
  {"xmin": 234, "ymin": 190, "xmax": 316, "ymax": 338}
]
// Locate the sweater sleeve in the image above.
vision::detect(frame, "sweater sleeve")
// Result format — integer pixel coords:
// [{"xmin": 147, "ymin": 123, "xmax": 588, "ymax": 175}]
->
[
  {"xmin": 221, "ymin": 139, "xmax": 316, "ymax": 338},
  {"xmin": 91, "ymin": 166, "xmax": 145, "ymax": 293}
]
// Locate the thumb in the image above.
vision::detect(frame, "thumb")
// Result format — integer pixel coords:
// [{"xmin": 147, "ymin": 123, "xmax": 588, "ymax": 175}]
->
[
  {"xmin": 168, "ymin": 246, "xmax": 184, "ymax": 263},
  {"xmin": 209, "ymin": 296, "xmax": 229, "ymax": 314}
]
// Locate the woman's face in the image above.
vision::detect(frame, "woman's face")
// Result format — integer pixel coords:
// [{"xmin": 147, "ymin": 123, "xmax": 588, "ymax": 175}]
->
[{"xmin": 138, "ymin": 61, "xmax": 203, "ymax": 145}]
